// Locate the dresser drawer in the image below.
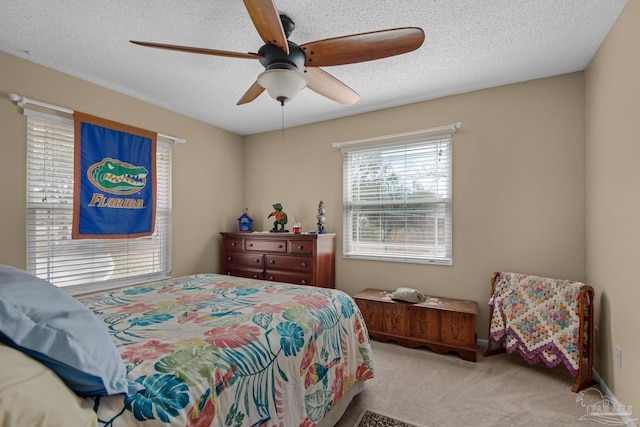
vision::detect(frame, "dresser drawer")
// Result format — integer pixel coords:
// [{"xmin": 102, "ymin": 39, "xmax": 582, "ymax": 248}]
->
[
  {"xmin": 245, "ymin": 239, "xmax": 287, "ymax": 253},
  {"xmin": 265, "ymin": 271, "xmax": 314, "ymax": 286},
  {"xmin": 222, "ymin": 268, "xmax": 264, "ymax": 280},
  {"xmin": 288, "ymin": 240, "xmax": 313, "ymax": 254},
  {"xmin": 265, "ymin": 255, "xmax": 313, "ymax": 272},
  {"xmin": 225, "ymin": 238, "xmax": 244, "ymax": 252},
  {"xmin": 224, "ymin": 252, "xmax": 264, "ymax": 268}
]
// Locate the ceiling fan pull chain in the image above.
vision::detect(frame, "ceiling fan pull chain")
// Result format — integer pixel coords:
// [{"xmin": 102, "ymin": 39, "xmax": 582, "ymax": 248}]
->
[{"xmin": 281, "ymin": 104, "xmax": 285, "ymax": 138}]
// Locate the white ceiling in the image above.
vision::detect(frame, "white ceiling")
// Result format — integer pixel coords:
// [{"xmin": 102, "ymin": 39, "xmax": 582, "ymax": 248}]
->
[{"xmin": 0, "ymin": 0, "xmax": 628, "ymax": 136}]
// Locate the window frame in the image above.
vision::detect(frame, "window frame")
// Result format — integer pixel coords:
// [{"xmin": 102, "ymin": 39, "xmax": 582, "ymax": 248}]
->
[
  {"xmin": 25, "ymin": 111, "xmax": 172, "ymax": 295},
  {"xmin": 341, "ymin": 134, "xmax": 452, "ymax": 265}
]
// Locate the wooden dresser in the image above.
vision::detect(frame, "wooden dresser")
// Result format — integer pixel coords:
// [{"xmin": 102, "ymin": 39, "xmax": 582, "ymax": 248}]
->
[
  {"xmin": 354, "ymin": 289, "xmax": 477, "ymax": 361},
  {"xmin": 220, "ymin": 232, "xmax": 335, "ymax": 288}
]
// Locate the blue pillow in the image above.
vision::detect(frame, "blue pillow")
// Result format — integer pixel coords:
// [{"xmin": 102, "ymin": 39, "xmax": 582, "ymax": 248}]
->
[{"xmin": 0, "ymin": 264, "xmax": 144, "ymax": 397}]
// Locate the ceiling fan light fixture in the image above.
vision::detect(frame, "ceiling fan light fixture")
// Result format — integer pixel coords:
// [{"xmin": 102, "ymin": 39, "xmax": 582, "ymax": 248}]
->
[{"xmin": 257, "ymin": 68, "xmax": 307, "ymax": 106}]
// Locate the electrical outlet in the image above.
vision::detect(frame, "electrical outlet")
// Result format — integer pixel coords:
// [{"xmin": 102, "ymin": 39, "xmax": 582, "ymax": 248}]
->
[{"xmin": 615, "ymin": 346, "xmax": 622, "ymax": 369}]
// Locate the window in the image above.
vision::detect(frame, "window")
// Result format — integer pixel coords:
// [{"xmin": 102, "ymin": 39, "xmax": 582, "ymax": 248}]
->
[
  {"xmin": 342, "ymin": 135, "xmax": 452, "ymax": 265},
  {"xmin": 26, "ymin": 112, "xmax": 172, "ymax": 294}
]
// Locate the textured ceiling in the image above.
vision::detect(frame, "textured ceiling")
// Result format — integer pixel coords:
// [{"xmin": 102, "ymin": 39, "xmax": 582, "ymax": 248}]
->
[{"xmin": 0, "ymin": 0, "xmax": 628, "ymax": 136}]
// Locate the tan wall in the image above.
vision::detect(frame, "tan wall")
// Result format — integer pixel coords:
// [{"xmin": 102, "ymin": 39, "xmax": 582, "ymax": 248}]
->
[
  {"xmin": 243, "ymin": 72, "xmax": 587, "ymax": 341},
  {"xmin": 585, "ymin": 0, "xmax": 639, "ymax": 414},
  {"xmin": 0, "ymin": 51, "xmax": 244, "ymax": 277}
]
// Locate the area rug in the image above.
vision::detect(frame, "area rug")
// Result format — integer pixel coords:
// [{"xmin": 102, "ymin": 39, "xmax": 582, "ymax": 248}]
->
[{"xmin": 354, "ymin": 409, "xmax": 422, "ymax": 427}]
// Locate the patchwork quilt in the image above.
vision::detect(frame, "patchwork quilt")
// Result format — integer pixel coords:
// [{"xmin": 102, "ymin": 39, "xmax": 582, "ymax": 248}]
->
[{"xmin": 488, "ymin": 272, "xmax": 585, "ymax": 376}]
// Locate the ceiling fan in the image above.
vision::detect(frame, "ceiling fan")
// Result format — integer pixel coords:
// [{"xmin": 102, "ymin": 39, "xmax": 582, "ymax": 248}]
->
[{"xmin": 130, "ymin": 0, "xmax": 425, "ymax": 107}]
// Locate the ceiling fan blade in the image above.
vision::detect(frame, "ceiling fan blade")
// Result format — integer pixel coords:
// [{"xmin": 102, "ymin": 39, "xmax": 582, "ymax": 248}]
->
[
  {"xmin": 130, "ymin": 40, "xmax": 262, "ymax": 60},
  {"xmin": 237, "ymin": 81, "xmax": 265, "ymax": 105},
  {"xmin": 243, "ymin": 0, "xmax": 289, "ymax": 55},
  {"xmin": 300, "ymin": 27, "xmax": 425, "ymax": 67},
  {"xmin": 305, "ymin": 67, "xmax": 359, "ymax": 106}
]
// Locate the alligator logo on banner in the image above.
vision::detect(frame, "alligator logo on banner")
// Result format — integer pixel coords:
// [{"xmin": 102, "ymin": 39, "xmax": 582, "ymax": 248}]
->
[
  {"xmin": 72, "ymin": 112, "xmax": 157, "ymax": 239},
  {"xmin": 87, "ymin": 158, "xmax": 148, "ymax": 195}
]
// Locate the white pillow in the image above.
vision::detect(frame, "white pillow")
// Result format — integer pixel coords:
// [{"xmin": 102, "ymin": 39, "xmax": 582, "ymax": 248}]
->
[{"xmin": 0, "ymin": 342, "xmax": 98, "ymax": 427}]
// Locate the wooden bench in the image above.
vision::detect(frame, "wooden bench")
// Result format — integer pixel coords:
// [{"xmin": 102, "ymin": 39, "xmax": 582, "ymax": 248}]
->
[{"xmin": 354, "ymin": 289, "xmax": 477, "ymax": 361}]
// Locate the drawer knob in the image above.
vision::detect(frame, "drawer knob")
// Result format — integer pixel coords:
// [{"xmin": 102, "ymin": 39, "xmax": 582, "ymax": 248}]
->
[
  {"xmin": 297, "ymin": 245, "xmax": 303, "ymax": 250},
  {"xmin": 227, "ymin": 256, "xmax": 232, "ymax": 261},
  {"xmin": 249, "ymin": 243, "xmax": 254, "ymax": 247},
  {"xmin": 269, "ymin": 276, "xmax": 275, "ymax": 281},
  {"xmin": 270, "ymin": 260, "xmax": 275, "ymax": 264},
  {"xmin": 301, "ymin": 262, "xmax": 307, "ymax": 267},
  {"xmin": 253, "ymin": 274, "xmax": 259, "ymax": 279},
  {"xmin": 301, "ymin": 280, "xmax": 307, "ymax": 285},
  {"xmin": 278, "ymin": 244, "xmax": 283, "ymax": 248},
  {"xmin": 254, "ymin": 258, "xmax": 260, "ymax": 263},
  {"xmin": 231, "ymin": 242, "xmax": 236, "ymax": 247}
]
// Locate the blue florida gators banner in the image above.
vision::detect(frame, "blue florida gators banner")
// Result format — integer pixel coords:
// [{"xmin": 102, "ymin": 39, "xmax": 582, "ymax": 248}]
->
[{"xmin": 72, "ymin": 112, "xmax": 157, "ymax": 239}]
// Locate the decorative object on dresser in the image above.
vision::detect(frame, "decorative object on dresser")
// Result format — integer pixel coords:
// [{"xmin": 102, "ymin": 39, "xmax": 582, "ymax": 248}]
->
[
  {"xmin": 316, "ymin": 200, "xmax": 326, "ymax": 234},
  {"xmin": 354, "ymin": 288, "xmax": 477, "ymax": 361},
  {"xmin": 220, "ymin": 232, "xmax": 335, "ymax": 288},
  {"xmin": 237, "ymin": 208, "xmax": 253, "ymax": 232},
  {"xmin": 268, "ymin": 202, "xmax": 288, "ymax": 232},
  {"xmin": 483, "ymin": 272, "xmax": 595, "ymax": 392}
]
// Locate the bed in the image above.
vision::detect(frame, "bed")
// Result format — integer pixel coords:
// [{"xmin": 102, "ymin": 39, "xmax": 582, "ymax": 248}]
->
[{"xmin": 0, "ymin": 266, "xmax": 374, "ymax": 427}]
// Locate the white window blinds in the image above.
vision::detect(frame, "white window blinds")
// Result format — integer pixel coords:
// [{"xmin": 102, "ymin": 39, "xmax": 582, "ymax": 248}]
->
[
  {"xmin": 26, "ymin": 113, "xmax": 172, "ymax": 293},
  {"xmin": 342, "ymin": 135, "xmax": 452, "ymax": 265}
]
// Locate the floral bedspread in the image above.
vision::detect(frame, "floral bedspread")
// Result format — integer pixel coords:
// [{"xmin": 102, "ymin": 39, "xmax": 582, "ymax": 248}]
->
[
  {"xmin": 487, "ymin": 272, "xmax": 584, "ymax": 376},
  {"xmin": 77, "ymin": 274, "xmax": 375, "ymax": 426}
]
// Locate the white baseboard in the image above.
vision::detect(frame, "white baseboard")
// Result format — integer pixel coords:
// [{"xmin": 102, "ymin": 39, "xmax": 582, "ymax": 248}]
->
[{"xmin": 592, "ymin": 368, "xmax": 638, "ymax": 427}]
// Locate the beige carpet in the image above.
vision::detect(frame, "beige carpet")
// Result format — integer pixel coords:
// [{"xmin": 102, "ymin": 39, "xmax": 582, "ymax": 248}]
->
[{"xmin": 336, "ymin": 340, "xmax": 628, "ymax": 427}]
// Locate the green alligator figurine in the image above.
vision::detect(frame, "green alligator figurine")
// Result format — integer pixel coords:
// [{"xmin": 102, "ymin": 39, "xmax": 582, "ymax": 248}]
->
[{"xmin": 268, "ymin": 203, "xmax": 288, "ymax": 232}]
